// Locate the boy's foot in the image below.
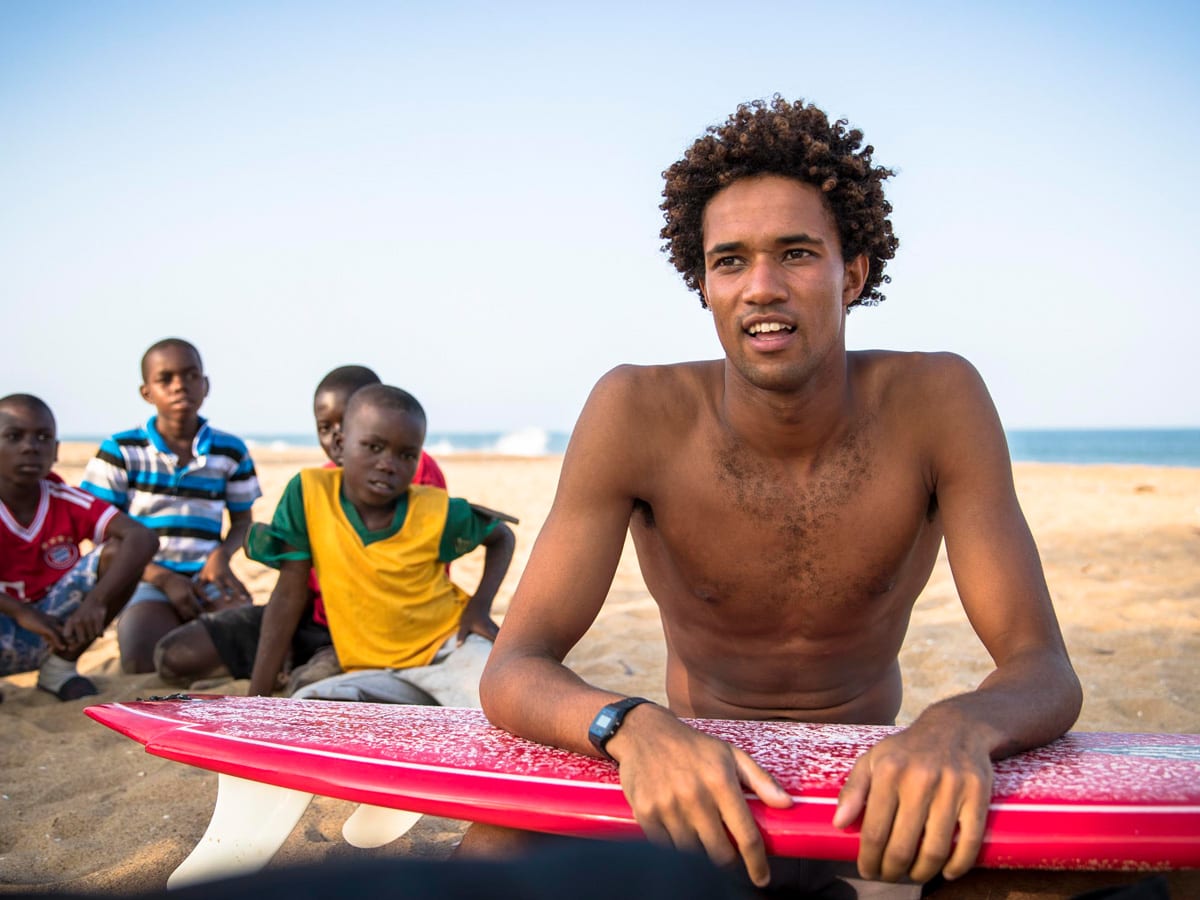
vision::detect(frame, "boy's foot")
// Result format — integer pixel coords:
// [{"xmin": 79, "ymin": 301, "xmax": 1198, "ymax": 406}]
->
[
  {"xmin": 37, "ymin": 655, "xmax": 99, "ymax": 701},
  {"xmin": 37, "ymin": 675, "xmax": 99, "ymax": 701},
  {"xmin": 285, "ymin": 645, "xmax": 342, "ymax": 695}
]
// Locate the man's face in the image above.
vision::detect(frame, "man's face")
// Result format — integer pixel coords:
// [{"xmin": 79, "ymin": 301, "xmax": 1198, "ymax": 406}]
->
[
  {"xmin": 313, "ymin": 387, "xmax": 354, "ymax": 464},
  {"xmin": 0, "ymin": 403, "xmax": 57, "ymax": 490},
  {"xmin": 336, "ymin": 403, "xmax": 425, "ymax": 512},
  {"xmin": 699, "ymin": 174, "xmax": 867, "ymax": 393},
  {"xmin": 140, "ymin": 345, "xmax": 208, "ymax": 421}
]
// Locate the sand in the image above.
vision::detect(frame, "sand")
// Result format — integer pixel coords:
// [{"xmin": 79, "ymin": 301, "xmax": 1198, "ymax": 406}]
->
[{"xmin": 1, "ymin": 445, "xmax": 1197, "ymax": 896}]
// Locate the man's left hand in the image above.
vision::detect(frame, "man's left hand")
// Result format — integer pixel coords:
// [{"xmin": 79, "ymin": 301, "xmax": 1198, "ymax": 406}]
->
[{"xmin": 833, "ymin": 718, "xmax": 993, "ymax": 884}]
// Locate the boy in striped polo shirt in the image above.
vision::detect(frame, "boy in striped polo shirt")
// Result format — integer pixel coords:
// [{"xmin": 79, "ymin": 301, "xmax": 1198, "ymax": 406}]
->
[{"xmin": 81, "ymin": 339, "xmax": 262, "ymax": 673}]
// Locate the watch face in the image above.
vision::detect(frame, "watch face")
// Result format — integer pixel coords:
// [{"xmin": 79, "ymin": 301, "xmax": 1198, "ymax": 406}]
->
[{"xmin": 589, "ymin": 698, "xmax": 651, "ymax": 759}]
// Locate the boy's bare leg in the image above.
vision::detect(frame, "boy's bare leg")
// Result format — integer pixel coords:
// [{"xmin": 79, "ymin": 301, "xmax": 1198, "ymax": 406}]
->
[
  {"xmin": 118, "ymin": 603, "xmax": 184, "ymax": 673},
  {"xmin": 154, "ymin": 619, "xmax": 231, "ymax": 684}
]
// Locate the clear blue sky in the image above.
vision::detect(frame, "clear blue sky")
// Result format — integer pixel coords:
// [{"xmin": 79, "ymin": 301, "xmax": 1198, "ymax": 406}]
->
[{"xmin": 3, "ymin": 1, "xmax": 1197, "ymax": 435}]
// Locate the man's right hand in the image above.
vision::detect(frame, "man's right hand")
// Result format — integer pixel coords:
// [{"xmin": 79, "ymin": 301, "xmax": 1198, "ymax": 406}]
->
[{"xmin": 605, "ymin": 703, "xmax": 793, "ymax": 888}]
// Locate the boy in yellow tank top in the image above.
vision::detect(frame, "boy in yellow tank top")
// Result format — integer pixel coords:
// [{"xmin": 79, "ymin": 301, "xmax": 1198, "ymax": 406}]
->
[{"xmin": 246, "ymin": 385, "xmax": 515, "ymax": 706}]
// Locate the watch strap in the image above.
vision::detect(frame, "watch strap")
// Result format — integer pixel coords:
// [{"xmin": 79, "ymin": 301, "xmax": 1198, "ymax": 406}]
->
[{"xmin": 588, "ymin": 696, "xmax": 652, "ymax": 760}]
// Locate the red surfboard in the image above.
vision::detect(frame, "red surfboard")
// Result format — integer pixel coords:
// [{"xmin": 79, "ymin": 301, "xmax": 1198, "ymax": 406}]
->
[{"xmin": 86, "ymin": 696, "xmax": 1200, "ymax": 884}]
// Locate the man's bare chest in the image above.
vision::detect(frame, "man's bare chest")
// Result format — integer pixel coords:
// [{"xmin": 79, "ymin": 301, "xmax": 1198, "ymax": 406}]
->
[{"xmin": 631, "ymin": 440, "xmax": 939, "ymax": 612}]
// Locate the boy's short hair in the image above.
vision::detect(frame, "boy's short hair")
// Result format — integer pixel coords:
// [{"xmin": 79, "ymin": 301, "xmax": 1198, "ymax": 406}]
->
[
  {"xmin": 345, "ymin": 384, "xmax": 426, "ymax": 426},
  {"xmin": 660, "ymin": 95, "xmax": 899, "ymax": 310},
  {"xmin": 315, "ymin": 365, "xmax": 381, "ymax": 400},
  {"xmin": 0, "ymin": 393, "xmax": 56, "ymax": 428},
  {"xmin": 141, "ymin": 338, "xmax": 204, "ymax": 381}
]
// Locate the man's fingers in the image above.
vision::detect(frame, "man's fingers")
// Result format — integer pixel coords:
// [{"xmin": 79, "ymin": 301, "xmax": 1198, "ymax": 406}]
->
[
  {"xmin": 942, "ymin": 781, "xmax": 991, "ymax": 880},
  {"xmin": 852, "ymin": 759, "xmax": 904, "ymax": 881},
  {"xmin": 732, "ymin": 746, "xmax": 792, "ymax": 809},
  {"xmin": 900, "ymin": 782, "xmax": 960, "ymax": 883},
  {"xmin": 711, "ymin": 784, "xmax": 770, "ymax": 887},
  {"xmin": 833, "ymin": 758, "xmax": 871, "ymax": 829}
]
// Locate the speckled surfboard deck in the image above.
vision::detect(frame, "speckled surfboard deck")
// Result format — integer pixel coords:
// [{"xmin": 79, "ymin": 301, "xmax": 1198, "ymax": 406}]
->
[{"xmin": 86, "ymin": 695, "xmax": 1200, "ymax": 876}]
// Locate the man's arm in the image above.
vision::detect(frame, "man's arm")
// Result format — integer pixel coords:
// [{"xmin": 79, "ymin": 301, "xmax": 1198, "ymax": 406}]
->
[
  {"xmin": 481, "ymin": 368, "xmax": 789, "ymax": 888},
  {"xmin": 457, "ymin": 522, "xmax": 514, "ymax": 643},
  {"xmin": 835, "ymin": 354, "xmax": 1082, "ymax": 884},
  {"xmin": 247, "ymin": 559, "xmax": 310, "ymax": 696}
]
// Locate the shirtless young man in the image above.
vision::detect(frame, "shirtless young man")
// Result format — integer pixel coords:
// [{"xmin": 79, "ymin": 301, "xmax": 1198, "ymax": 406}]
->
[{"xmin": 476, "ymin": 97, "xmax": 1082, "ymax": 893}]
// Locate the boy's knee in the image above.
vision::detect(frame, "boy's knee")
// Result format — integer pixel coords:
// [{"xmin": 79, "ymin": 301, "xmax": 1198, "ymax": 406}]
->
[{"xmin": 153, "ymin": 630, "xmax": 190, "ymax": 683}]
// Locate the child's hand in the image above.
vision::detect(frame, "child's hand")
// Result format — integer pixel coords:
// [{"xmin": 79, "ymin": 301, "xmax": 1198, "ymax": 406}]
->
[
  {"xmin": 14, "ymin": 606, "xmax": 66, "ymax": 653},
  {"xmin": 197, "ymin": 548, "xmax": 251, "ymax": 610},
  {"xmin": 161, "ymin": 573, "xmax": 205, "ymax": 621},
  {"xmin": 457, "ymin": 609, "xmax": 499, "ymax": 644},
  {"xmin": 61, "ymin": 595, "xmax": 107, "ymax": 651}
]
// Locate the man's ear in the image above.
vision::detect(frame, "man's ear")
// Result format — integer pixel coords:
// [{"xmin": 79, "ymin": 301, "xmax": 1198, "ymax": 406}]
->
[
  {"xmin": 139, "ymin": 383, "xmax": 152, "ymax": 404},
  {"xmin": 698, "ymin": 276, "xmax": 711, "ymax": 311},
  {"xmin": 53, "ymin": 440, "xmax": 59, "ymax": 465},
  {"xmin": 203, "ymin": 376, "xmax": 211, "ymax": 399},
  {"xmin": 842, "ymin": 254, "xmax": 869, "ymax": 307}
]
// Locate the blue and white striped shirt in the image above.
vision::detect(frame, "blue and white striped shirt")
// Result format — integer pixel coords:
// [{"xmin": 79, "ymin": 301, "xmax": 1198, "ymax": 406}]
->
[{"xmin": 81, "ymin": 417, "xmax": 261, "ymax": 574}]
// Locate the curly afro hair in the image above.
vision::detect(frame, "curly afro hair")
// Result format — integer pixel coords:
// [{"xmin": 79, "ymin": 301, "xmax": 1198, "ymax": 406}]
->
[{"xmin": 660, "ymin": 95, "xmax": 898, "ymax": 310}]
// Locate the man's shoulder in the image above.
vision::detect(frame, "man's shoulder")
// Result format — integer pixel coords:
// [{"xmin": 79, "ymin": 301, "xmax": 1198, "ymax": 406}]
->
[
  {"xmin": 853, "ymin": 350, "xmax": 984, "ymax": 406},
  {"xmin": 592, "ymin": 361, "xmax": 720, "ymax": 414}
]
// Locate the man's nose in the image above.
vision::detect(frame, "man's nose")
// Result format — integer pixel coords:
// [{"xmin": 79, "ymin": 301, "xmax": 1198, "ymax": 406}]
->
[{"xmin": 743, "ymin": 259, "xmax": 787, "ymax": 304}]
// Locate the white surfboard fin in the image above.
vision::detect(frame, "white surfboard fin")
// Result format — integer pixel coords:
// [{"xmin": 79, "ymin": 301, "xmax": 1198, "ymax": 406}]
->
[
  {"xmin": 168, "ymin": 773, "xmax": 314, "ymax": 889},
  {"xmin": 342, "ymin": 803, "xmax": 422, "ymax": 848}
]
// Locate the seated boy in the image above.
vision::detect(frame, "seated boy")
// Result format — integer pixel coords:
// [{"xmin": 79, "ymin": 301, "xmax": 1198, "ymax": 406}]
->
[
  {"xmin": 81, "ymin": 338, "xmax": 262, "ymax": 674},
  {"xmin": 1, "ymin": 394, "xmax": 158, "ymax": 700},
  {"xmin": 247, "ymin": 384, "xmax": 515, "ymax": 707},
  {"xmin": 154, "ymin": 364, "xmax": 449, "ymax": 693}
]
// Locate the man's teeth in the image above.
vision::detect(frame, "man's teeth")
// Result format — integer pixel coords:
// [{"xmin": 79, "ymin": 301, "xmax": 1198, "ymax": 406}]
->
[{"xmin": 747, "ymin": 322, "xmax": 793, "ymax": 335}]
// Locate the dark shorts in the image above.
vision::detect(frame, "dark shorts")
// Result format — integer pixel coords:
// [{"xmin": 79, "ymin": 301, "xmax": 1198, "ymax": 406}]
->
[{"xmin": 199, "ymin": 604, "xmax": 332, "ymax": 679}]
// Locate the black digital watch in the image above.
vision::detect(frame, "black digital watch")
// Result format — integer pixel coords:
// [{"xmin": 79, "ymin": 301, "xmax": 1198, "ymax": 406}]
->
[{"xmin": 587, "ymin": 696, "xmax": 652, "ymax": 760}]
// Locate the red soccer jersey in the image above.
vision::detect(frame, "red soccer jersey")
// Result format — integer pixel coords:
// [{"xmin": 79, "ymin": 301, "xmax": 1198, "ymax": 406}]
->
[{"xmin": 0, "ymin": 477, "xmax": 117, "ymax": 603}]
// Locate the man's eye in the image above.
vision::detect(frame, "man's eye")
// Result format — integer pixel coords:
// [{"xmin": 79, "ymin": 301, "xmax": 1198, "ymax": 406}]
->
[
  {"xmin": 713, "ymin": 256, "xmax": 739, "ymax": 268},
  {"xmin": 784, "ymin": 248, "xmax": 813, "ymax": 260}
]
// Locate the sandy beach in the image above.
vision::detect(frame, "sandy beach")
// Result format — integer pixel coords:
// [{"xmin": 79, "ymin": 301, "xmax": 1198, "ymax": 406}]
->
[{"xmin": 1, "ymin": 444, "xmax": 1197, "ymax": 897}]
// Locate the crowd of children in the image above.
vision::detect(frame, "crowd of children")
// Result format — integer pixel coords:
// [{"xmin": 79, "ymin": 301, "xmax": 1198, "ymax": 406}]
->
[{"xmin": 0, "ymin": 338, "xmax": 515, "ymax": 706}]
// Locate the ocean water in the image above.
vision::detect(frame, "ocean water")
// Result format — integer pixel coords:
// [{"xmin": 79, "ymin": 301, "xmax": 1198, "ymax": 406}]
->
[
  {"xmin": 1005, "ymin": 429, "xmax": 1200, "ymax": 468},
  {"xmin": 235, "ymin": 428, "xmax": 574, "ymax": 457},
  {"xmin": 64, "ymin": 428, "xmax": 1200, "ymax": 468}
]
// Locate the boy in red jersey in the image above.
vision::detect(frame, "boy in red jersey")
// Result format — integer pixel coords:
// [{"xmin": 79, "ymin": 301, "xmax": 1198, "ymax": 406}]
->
[{"xmin": 0, "ymin": 395, "xmax": 158, "ymax": 700}]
